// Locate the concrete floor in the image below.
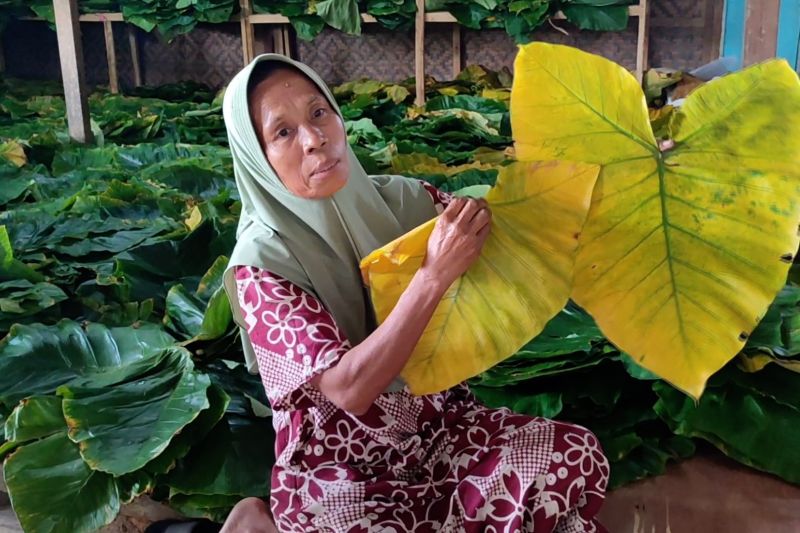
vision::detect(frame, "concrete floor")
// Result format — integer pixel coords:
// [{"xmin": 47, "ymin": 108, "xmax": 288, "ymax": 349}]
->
[{"xmin": 2, "ymin": 448, "xmax": 800, "ymax": 532}]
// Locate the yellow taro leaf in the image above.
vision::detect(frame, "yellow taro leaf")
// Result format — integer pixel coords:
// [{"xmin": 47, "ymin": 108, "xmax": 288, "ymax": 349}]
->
[
  {"xmin": 512, "ymin": 42, "xmax": 800, "ymax": 399},
  {"xmin": 0, "ymin": 141, "xmax": 27, "ymax": 167},
  {"xmin": 360, "ymin": 160, "xmax": 599, "ymax": 395}
]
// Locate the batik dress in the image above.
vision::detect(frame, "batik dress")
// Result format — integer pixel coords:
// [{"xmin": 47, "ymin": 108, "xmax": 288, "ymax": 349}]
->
[{"xmin": 233, "ymin": 183, "xmax": 609, "ymax": 533}]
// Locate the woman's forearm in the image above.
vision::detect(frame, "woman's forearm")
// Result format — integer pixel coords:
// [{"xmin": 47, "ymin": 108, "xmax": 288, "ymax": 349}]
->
[{"xmin": 312, "ymin": 267, "xmax": 447, "ymax": 415}]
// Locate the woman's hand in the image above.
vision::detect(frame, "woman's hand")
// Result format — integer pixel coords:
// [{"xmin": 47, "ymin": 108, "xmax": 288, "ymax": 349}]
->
[{"xmin": 421, "ymin": 197, "xmax": 492, "ymax": 292}]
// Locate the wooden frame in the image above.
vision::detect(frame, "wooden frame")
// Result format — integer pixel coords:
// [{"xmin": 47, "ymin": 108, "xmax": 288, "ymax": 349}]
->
[
  {"xmin": 42, "ymin": 0, "xmax": 656, "ymax": 141},
  {"xmin": 420, "ymin": 1, "xmax": 651, "ymax": 102}
]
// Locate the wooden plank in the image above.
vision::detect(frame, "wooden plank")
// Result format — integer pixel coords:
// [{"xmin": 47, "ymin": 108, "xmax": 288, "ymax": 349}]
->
[
  {"xmin": 415, "ymin": 0, "xmax": 425, "ymax": 106},
  {"xmin": 248, "ymin": 13, "xmax": 290, "ymax": 24},
  {"xmin": 80, "ymin": 12, "xmax": 124, "ymax": 22},
  {"xmin": 239, "ymin": 0, "xmax": 255, "ymax": 64},
  {"xmin": 424, "ymin": 12, "xmax": 456, "ymax": 23},
  {"xmin": 635, "ymin": 0, "xmax": 649, "ymax": 83},
  {"xmin": 103, "ymin": 19, "xmax": 119, "ymax": 93},
  {"xmin": 744, "ymin": 0, "xmax": 781, "ymax": 66},
  {"xmin": 53, "ymin": 0, "xmax": 92, "ymax": 143},
  {"xmin": 776, "ymin": 0, "xmax": 800, "ymax": 69},
  {"xmin": 127, "ymin": 26, "xmax": 142, "ymax": 87},
  {"xmin": 362, "ymin": 14, "xmax": 378, "ymax": 23},
  {"xmin": 452, "ymin": 23, "xmax": 461, "ymax": 79}
]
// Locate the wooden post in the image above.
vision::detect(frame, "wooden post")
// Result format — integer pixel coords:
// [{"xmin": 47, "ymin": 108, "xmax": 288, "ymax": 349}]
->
[
  {"xmin": 53, "ymin": 0, "xmax": 92, "ymax": 143},
  {"xmin": 635, "ymin": 0, "xmax": 650, "ymax": 83},
  {"xmin": 271, "ymin": 26, "xmax": 284, "ymax": 55},
  {"xmin": 452, "ymin": 23, "xmax": 461, "ymax": 79},
  {"xmin": 239, "ymin": 0, "xmax": 255, "ymax": 64},
  {"xmin": 103, "ymin": 18, "xmax": 119, "ymax": 93},
  {"xmin": 744, "ymin": 0, "xmax": 781, "ymax": 66},
  {"xmin": 415, "ymin": 0, "xmax": 425, "ymax": 106},
  {"xmin": 282, "ymin": 25, "xmax": 292, "ymax": 58},
  {"xmin": 128, "ymin": 26, "xmax": 142, "ymax": 87}
]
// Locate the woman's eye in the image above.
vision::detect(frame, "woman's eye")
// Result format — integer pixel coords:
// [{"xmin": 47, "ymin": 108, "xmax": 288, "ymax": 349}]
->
[
  {"xmin": 277, "ymin": 128, "xmax": 289, "ymax": 138},
  {"xmin": 313, "ymin": 108, "xmax": 326, "ymax": 118}
]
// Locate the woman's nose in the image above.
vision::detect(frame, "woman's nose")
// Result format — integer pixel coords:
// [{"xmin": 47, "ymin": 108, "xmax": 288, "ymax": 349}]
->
[{"xmin": 300, "ymin": 124, "xmax": 327, "ymax": 153}]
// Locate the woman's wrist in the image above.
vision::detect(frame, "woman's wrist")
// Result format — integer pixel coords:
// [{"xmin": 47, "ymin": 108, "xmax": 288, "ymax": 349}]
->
[{"xmin": 416, "ymin": 265, "xmax": 451, "ymax": 300}]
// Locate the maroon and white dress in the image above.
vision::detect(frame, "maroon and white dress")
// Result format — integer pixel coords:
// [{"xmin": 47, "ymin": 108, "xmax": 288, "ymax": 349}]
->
[{"xmin": 234, "ymin": 183, "xmax": 609, "ymax": 532}]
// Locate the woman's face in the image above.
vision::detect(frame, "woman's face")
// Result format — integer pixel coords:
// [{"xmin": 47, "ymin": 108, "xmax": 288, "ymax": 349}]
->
[{"xmin": 249, "ymin": 68, "xmax": 349, "ymax": 199}]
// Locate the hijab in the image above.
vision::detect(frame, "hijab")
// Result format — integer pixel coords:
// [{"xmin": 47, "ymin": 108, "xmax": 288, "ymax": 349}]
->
[{"xmin": 222, "ymin": 54, "xmax": 438, "ymax": 392}]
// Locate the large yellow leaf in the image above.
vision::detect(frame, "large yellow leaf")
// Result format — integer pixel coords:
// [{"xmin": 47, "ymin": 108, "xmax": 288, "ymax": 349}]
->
[
  {"xmin": 361, "ymin": 160, "xmax": 599, "ymax": 395},
  {"xmin": 512, "ymin": 43, "xmax": 800, "ymax": 398}
]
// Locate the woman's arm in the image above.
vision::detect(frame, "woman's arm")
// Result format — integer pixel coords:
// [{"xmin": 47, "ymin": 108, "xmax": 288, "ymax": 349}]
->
[{"xmin": 311, "ymin": 196, "xmax": 491, "ymax": 415}]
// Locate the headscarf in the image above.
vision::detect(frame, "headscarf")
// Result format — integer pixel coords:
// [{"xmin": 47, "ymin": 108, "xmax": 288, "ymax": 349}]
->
[{"xmin": 222, "ymin": 54, "xmax": 438, "ymax": 393}]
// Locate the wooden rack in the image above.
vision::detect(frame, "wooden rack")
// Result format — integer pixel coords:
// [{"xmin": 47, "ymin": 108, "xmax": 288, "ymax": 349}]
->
[{"xmin": 44, "ymin": 0, "xmax": 650, "ymax": 141}]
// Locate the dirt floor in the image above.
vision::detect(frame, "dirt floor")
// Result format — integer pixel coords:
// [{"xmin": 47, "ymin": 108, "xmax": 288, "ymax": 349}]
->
[{"xmin": 2, "ymin": 447, "xmax": 800, "ymax": 532}]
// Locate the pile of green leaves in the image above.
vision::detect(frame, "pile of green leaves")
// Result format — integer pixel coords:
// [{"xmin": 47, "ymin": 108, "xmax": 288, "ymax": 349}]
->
[
  {"xmin": 121, "ymin": 0, "xmax": 237, "ymax": 40},
  {"xmin": 252, "ymin": 0, "xmax": 417, "ymax": 40},
  {"xmin": 0, "ymin": 78, "xmax": 275, "ymax": 530},
  {"xmin": 426, "ymin": 0, "xmax": 638, "ymax": 43}
]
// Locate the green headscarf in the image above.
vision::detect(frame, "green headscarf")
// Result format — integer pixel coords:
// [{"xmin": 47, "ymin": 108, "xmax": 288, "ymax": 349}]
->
[{"xmin": 222, "ymin": 54, "xmax": 438, "ymax": 393}]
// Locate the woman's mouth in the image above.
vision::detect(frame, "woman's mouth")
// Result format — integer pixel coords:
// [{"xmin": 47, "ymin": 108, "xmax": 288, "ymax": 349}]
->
[{"xmin": 311, "ymin": 159, "xmax": 339, "ymax": 178}]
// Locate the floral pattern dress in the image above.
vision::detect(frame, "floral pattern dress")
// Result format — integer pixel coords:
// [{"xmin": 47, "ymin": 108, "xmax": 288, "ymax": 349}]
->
[{"xmin": 234, "ymin": 183, "xmax": 609, "ymax": 532}]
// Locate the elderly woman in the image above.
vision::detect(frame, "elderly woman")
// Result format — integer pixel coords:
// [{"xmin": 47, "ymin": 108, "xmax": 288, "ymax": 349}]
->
[{"xmin": 218, "ymin": 55, "xmax": 609, "ymax": 533}]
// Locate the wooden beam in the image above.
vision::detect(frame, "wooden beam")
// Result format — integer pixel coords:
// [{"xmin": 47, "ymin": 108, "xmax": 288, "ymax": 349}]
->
[
  {"xmin": 415, "ymin": 0, "xmax": 425, "ymax": 106},
  {"xmin": 452, "ymin": 23, "xmax": 461, "ymax": 79},
  {"xmin": 128, "ymin": 26, "xmax": 142, "ymax": 87},
  {"xmin": 239, "ymin": 0, "xmax": 255, "ymax": 64},
  {"xmin": 80, "ymin": 12, "xmax": 123, "ymax": 22},
  {"xmin": 248, "ymin": 13, "xmax": 290, "ymax": 24},
  {"xmin": 53, "ymin": 0, "xmax": 92, "ymax": 143},
  {"xmin": 103, "ymin": 19, "xmax": 119, "ymax": 93},
  {"xmin": 635, "ymin": 0, "xmax": 650, "ymax": 83},
  {"xmin": 744, "ymin": 0, "xmax": 781, "ymax": 66}
]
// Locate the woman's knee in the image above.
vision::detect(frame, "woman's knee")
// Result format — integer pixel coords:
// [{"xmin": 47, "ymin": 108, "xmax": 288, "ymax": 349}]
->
[{"xmin": 220, "ymin": 497, "xmax": 277, "ymax": 533}]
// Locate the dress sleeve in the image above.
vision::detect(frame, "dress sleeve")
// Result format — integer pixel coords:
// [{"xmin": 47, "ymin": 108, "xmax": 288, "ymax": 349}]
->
[
  {"xmin": 419, "ymin": 180, "xmax": 453, "ymax": 213},
  {"xmin": 234, "ymin": 265, "xmax": 351, "ymax": 411}
]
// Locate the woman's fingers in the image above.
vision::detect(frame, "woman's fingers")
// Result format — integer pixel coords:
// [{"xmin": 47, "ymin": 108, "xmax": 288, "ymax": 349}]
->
[
  {"xmin": 454, "ymin": 198, "xmax": 484, "ymax": 226},
  {"xmin": 470, "ymin": 203, "xmax": 491, "ymax": 233}
]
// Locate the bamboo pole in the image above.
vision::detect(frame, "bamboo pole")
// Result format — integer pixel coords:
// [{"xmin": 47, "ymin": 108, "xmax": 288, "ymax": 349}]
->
[
  {"xmin": 415, "ymin": 0, "xmax": 425, "ymax": 106},
  {"xmin": 635, "ymin": 0, "xmax": 650, "ymax": 83},
  {"xmin": 128, "ymin": 26, "xmax": 142, "ymax": 87},
  {"xmin": 103, "ymin": 18, "xmax": 119, "ymax": 93},
  {"xmin": 239, "ymin": 0, "xmax": 255, "ymax": 64},
  {"xmin": 53, "ymin": 0, "xmax": 92, "ymax": 143},
  {"xmin": 452, "ymin": 23, "xmax": 462, "ymax": 79}
]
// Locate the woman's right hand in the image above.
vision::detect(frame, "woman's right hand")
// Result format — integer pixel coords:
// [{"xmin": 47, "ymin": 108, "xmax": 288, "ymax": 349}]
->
[{"xmin": 421, "ymin": 196, "xmax": 492, "ymax": 292}]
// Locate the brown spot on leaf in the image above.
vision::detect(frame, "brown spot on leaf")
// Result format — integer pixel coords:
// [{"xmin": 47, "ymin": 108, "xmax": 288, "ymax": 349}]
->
[
  {"xmin": 780, "ymin": 253, "xmax": 794, "ymax": 264},
  {"xmin": 573, "ymin": 232, "xmax": 581, "ymax": 240},
  {"xmin": 738, "ymin": 331, "xmax": 749, "ymax": 342}
]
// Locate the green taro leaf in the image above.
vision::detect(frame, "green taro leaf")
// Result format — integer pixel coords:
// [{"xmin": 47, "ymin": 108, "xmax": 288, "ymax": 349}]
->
[
  {"xmin": 58, "ymin": 347, "xmax": 211, "ymax": 476},
  {"xmin": 3, "ymin": 432, "xmax": 120, "ymax": 533},
  {"xmin": 0, "ymin": 320, "xmax": 175, "ymax": 406}
]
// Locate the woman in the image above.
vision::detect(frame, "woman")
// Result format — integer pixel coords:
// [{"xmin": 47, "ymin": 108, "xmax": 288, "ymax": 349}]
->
[{"xmin": 219, "ymin": 54, "xmax": 609, "ymax": 533}]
